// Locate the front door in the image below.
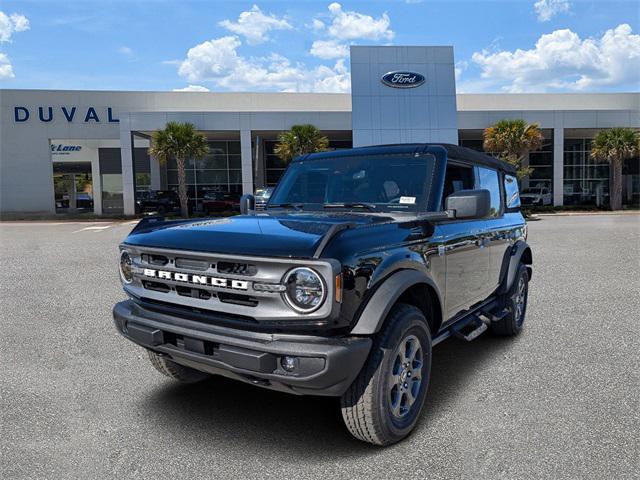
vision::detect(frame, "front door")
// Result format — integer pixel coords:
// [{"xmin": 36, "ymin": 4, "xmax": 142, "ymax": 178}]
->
[{"xmin": 52, "ymin": 162, "xmax": 94, "ymax": 213}]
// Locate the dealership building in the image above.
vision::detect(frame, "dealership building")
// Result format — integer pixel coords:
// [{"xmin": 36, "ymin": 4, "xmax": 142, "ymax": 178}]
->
[{"xmin": 1, "ymin": 45, "xmax": 638, "ymax": 216}]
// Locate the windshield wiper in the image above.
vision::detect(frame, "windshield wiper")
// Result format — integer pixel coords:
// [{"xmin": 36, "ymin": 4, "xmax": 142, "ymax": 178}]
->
[
  {"xmin": 323, "ymin": 202, "xmax": 377, "ymax": 211},
  {"xmin": 267, "ymin": 202, "xmax": 305, "ymax": 211}
]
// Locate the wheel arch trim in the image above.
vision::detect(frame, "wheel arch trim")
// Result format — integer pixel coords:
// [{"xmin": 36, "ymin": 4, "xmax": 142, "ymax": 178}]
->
[
  {"xmin": 350, "ymin": 269, "xmax": 443, "ymax": 335},
  {"xmin": 498, "ymin": 240, "xmax": 533, "ymax": 295}
]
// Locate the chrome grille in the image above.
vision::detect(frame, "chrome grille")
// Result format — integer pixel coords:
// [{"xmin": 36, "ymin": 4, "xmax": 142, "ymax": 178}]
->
[{"xmin": 121, "ymin": 245, "xmax": 336, "ymax": 322}]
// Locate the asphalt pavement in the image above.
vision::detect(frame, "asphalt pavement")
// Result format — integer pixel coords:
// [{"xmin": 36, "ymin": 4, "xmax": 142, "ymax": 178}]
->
[{"xmin": 1, "ymin": 215, "xmax": 638, "ymax": 479}]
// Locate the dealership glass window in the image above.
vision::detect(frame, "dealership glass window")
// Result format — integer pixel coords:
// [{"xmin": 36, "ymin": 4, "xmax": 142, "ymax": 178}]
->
[
  {"xmin": 528, "ymin": 133, "xmax": 553, "ymax": 192},
  {"xmin": 102, "ymin": 174, "xmax": 124, "ymax": 214},
  {"xmin": 166, "ymin": 140, "xmax": 243, "ymax": 205},
  {"xmin": 136, "ymin": 173, "xmax": 151, "ymax": 191},
  {"xmin": 563, "ymin": 138, "xmax": 609, "ymax": 206}
]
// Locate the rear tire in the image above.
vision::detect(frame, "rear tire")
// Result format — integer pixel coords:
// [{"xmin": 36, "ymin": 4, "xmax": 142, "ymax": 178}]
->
[
  {"xmin": 147, "ymin": 350, "xmax": 210, "ymax": 383},
  {"xmin": 340, "ymin": 303, "xmax": 432, "ymax": 446},
  {"xmin": 492, "ymin": 263, "xmax": 529, "ymax": 336}
]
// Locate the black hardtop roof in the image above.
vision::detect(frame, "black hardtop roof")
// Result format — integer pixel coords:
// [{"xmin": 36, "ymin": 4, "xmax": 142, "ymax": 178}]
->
[{"xmin": 297, "ymin": 143, "xmax": 517, "ymax": 174}]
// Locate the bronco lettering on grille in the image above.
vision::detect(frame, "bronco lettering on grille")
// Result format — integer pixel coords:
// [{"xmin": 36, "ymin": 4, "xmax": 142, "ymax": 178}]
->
[{"xmin": 142, "ymin": 268, "xmax": 248, "ymax": 290}]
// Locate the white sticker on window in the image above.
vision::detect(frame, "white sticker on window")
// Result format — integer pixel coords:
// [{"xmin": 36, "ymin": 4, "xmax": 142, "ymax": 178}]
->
[{"xmin": 399, "ymin": 196, "xmax": 416, "ymax": 204}]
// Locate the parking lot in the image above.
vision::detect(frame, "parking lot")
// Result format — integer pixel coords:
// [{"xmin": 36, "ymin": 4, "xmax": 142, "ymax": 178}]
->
[{"xmin": 1, "ymin": 214, "xmax": 638, "ymax": 479}]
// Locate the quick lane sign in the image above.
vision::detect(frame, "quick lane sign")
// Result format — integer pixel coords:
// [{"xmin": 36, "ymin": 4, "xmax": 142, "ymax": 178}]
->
[{"xmin": 14, "ymin": 106, "xmax": 119, "ymax": 123}]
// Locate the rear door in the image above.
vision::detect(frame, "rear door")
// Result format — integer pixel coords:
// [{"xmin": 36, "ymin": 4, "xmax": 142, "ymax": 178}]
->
[{"xmin": 476, "ymin": 166, "xmax": 509, "ymax": 296}]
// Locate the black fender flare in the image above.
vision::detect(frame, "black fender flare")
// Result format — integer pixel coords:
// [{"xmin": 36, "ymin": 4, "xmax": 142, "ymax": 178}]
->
[
  {"xmin": 498, "ymin": 240, "xmax": 533, "ymax": 295},
  {"xmin": 350, "ymin": 269, "xmax": 443, "ymax": 335}
]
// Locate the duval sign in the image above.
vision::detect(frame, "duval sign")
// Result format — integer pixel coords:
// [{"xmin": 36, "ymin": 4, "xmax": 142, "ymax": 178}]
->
[
  {"xmin": 381, "ymin": 71, "xmax": 426, "ymax": 89},
  {"xmin": 14, "ymin": 106, "xmax": 119, "ymax": 123}
]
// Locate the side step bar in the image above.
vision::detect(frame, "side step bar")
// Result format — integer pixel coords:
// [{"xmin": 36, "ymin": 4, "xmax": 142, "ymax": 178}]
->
[
  {"xmin": 432, "ymin": 301, "xmax": 508, "ymax": 345},
  {"xmin": 451, "ymin": 316, "xmax": 487, "ymax": 342}
]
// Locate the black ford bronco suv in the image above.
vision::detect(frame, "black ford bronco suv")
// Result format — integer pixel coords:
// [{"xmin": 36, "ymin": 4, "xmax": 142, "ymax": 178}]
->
[{"xmin": 113, "ymin": 144, "xmax": 532, "ymax": 445}]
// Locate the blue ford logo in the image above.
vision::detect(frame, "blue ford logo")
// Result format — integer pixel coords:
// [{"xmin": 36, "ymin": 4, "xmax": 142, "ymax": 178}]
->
[{"xmin": 381, "ymin": 71, "xmax": 425, "ymax": 89}]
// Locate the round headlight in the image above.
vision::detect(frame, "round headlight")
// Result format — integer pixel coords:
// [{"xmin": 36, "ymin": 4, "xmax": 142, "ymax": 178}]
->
[
  {"xmin": 119, "ymin": 251, "xmax": 134, "ymax": 284},
  {"xmin": 282, "ymin": 267, "xmax": 325, "ymax": 313}
]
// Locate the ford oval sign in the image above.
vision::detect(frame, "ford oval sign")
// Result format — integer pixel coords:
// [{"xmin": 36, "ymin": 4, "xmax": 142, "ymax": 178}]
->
[{"xmin": 381, "ymin": 71, "xmax": 425, "ymax": 89}]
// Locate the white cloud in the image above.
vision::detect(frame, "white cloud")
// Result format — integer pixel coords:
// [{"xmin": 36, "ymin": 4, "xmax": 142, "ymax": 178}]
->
[
  {"xmin": 0, "ymin": 52, "xmax": 14, "ymax": 79},
  {"xmin": 471, "ymin": 24, "xmax": 640, "ymax": 92},
  {"xmin": 219, "ymin": 5, "xmax": 291, "ymax": 45},
  {"xmin": 325, "ymin": 3, "xmax": 393, "ymax": 41},
  {"xmin": 310, "ymin": 19, "xmax": 325, "ymax": 31},
  {"xmin": 534, "ymin": 0, "xmax": 570, "ymax": 22},
  {"xmin": 0, "ymin": 11, "xmax": 29, "ymax": 42},
  {"xmin": 178, "ymin": 36, "xmax": 243, "ymax": 82},
  {"xmin": 308, "ymin": 3, "xmax": 394, "ymax": 59},
  {"xmin": 173, "ymin": 85, "xmax": 210, "ymax": 92},
  {"xmin": 177, "ymin": 35, "xmax": 349, "ymax": 92},
  {"xmin": 118, "ymin": 46, "xmax": 133, "ymax": 56},
  {"xmin": 310, "ymin": 39, "xmax": 349, "ymax": 59}
]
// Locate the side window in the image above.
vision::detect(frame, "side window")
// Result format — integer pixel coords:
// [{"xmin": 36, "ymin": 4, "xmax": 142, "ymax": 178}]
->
[
  {"xmin": 504, "ymin": 174, "xmax": 521, "ymax": 209},
  {"xmin": 442, "ymin": 163, "xmax": 474, "ymax": 205},
  {"xmin": 477, "ymin": 167, "xmax": 502, "ymax": 217}
]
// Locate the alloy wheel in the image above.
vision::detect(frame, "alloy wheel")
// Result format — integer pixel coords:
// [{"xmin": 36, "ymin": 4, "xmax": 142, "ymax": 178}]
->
[{"xmin": 388, "ymin": 334, "xmax": 424, "ymax": 419}]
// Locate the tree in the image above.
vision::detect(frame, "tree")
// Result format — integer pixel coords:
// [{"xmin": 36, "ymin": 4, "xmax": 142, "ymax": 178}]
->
[
  {"xmin": 148, "ymin": 122, "xmax": 209, "ymax": 217},
  {"xmin": 274, "ymin": 124, "xmax": 329, "ymax": 163},
  {"xmin": 483, "ymin": 119, "xmax": 544, "ymax": 180},
  {"xmin": 590, "ymin": 127, "xmax": 640, "ymax": 210}
]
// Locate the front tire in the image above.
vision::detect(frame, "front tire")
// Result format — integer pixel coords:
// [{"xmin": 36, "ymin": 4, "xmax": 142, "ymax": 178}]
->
[
  {"xmin": 147, "ymin": 350, "xmax": 210, "ymax": 383},
  {"xmin": 340, "ymin": 303, "xmax": 432, "ymax": 446},
  {"xmin": 492, "ymin": 263, "xmax": 529, "ymax": 336}
]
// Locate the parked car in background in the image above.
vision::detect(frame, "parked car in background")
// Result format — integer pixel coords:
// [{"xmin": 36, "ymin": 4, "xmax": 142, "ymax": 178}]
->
[
  {"xmin": 75, "ymin": 192, "xmax": 94, "ymax": 210},
  {"xmin": 520, "ymin": 184, "xmax": 552, "ymax": 206},
  {"xmin": 201, "ymin": 191, "xmax": 240, "ymax": 214},
  {"xmin": 55, "ymin": 192, "xmax": 93, "ymax": 210},
  {"xmin": 254, "ymin": 187, "xmax": 274, "ymax": 210},
  {"xmin": 136, "ymin": 190, "xmax": 180, "ymax": 214}
]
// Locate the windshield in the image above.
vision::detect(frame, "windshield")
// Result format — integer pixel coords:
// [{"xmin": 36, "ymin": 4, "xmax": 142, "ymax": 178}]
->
[
  {"xmin": 268, "ymin": 153, "xmax": 436, "ymax": 212},
  {"xmin": 521, "ymin": 188, "xmax": 539, "ymax": 194}
]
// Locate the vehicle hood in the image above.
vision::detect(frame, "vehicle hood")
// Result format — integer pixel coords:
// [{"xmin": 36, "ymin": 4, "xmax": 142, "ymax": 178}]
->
[{"xmin": 124, "ymin": 213, "xmax": 390, "ymax": 258}]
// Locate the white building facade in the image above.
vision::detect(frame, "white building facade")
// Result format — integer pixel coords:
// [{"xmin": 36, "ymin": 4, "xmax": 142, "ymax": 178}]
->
[{"xmin": 1, "ymin": 46, "xmax": 638, "ymax": 216}]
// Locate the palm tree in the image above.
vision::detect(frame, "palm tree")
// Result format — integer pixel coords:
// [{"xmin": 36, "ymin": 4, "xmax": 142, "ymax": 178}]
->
[
  {"xmin": 590, "ymin": 127, "xmax": 640, "ymax": 210},
  {"xmin": 148, "ymin": 122, "xmax": 209, "ymax": 217},
  {"xmin": 274, "ymin": 124, "xmax": 329, "ymax": 163},
  {"xmin": 483, "ymin": 119, "xmax": 544, "ymax": 180}
]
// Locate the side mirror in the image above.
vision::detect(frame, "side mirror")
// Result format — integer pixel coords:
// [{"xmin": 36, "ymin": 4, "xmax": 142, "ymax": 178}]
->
[
  {"xmin": 445, "ymin": 189, "xmax": 491, "ymax": 219},
  {"xmin": 239, "ymin": 194, "xmax": 255, "ymax": 215}
]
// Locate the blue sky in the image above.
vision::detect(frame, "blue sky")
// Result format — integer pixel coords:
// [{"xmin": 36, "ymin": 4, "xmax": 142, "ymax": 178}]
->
[{"xmin": 0, "ymin": 0, "xmax": 638, "ymax": 93}]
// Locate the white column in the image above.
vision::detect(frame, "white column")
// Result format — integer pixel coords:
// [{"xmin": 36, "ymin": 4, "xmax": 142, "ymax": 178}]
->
[
  {"xmin": 91, "ymin": 149, "xmax": 103, "ymax": 215},
  {"xmin": 150, "ymin": 155, "xmax": 161, "ymax": 190},
  {"xmin": 553, "ymin": 126, "xmax": 564, "ymax": 206},
  {"xmin": 240, "ymin": 129, "xmax": 253, "ymax": 195},
  {"xmin": 120, "ymin": 116, "xmax": 136, "ymax": 215}
]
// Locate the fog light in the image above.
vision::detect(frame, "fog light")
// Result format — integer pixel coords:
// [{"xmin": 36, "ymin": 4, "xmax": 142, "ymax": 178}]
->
[{"xmin": 281, "ymin": 356, "xmax": 297, "ymax": 372}]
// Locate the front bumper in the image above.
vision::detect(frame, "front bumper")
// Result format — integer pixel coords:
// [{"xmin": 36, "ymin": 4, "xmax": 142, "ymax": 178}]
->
[{"xmin": 113, "ymin": 300, "xmax": 371, "ymax": 396}]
